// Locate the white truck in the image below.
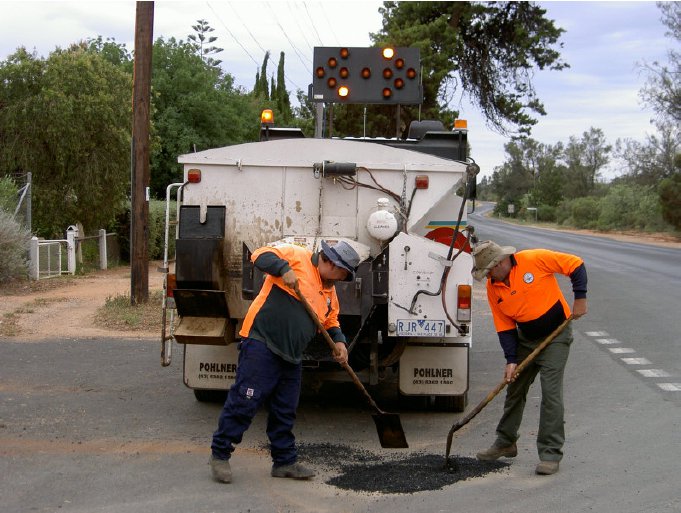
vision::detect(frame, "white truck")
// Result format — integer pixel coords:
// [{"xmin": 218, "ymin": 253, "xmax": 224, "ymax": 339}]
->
[{"xmin": 159, "ymin": 116, "xmax": 479, "ymax": 412}]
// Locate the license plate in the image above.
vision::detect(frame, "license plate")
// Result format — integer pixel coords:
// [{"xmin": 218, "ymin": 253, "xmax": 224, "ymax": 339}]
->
[{"xmin": 396, "ymin": 319, "xmax": 445, "ymax": 337}]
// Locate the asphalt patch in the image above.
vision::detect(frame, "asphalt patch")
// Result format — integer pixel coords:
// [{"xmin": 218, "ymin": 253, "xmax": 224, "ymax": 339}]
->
[{"xmin": 297, "ymin": 442, "xmax": 509, "ymax": 494}]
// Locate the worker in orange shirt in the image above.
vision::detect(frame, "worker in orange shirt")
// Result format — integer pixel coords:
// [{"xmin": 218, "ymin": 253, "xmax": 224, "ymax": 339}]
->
[
  {"xmin": 471, "ymin": 240, "xmax": 588, "ymax": 476},
  {"xmin": 209, "ymin": 240, "xmax": 359, "ymax": 483}
]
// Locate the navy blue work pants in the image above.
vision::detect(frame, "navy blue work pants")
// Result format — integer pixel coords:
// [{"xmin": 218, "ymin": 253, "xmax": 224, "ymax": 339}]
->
[{"xmin": 211, "ymin": 338, "xmax": 302, "ymax": 467}]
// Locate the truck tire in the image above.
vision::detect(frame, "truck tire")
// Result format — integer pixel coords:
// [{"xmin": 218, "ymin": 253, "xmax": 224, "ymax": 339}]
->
[{"xmin": 193, "ymin": 389, "xmax": 227, "ymax": 403}]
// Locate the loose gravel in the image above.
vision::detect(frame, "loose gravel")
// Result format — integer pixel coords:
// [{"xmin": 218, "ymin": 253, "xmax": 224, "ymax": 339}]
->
[{"xmin": 297, "ymin": 442, "xmax": 509, "ymax": 494}]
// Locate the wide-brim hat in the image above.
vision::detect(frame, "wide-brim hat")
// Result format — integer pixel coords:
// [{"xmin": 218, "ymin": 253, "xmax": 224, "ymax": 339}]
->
[
  {"xmin": 471, "ymin": 240, "xmax": 516, "ymax": 281},
  {"xmin": 320, "ymin": 240, "xmax": 360, "ymax": 282}
]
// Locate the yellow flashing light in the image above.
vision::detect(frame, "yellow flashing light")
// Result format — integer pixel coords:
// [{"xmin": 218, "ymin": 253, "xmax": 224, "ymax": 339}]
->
[{"xmin": 261, "ymin": 109, "xmax": 274, "ymax": 125}]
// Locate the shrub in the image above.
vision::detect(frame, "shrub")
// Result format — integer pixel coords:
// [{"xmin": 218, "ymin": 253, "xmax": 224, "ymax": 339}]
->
[
  {"xmin": 113, "ymin": 199, "xmax": 176, "ymax": 262},
  {"xmin": 0, "ymin": 210, "xmax": 30, "ymax": 283},
  {"xmin": 562, "ymin": 197, "xmax": 601, "ymax": 229},
  {"xmin": 0, "ymin": 176, "xmax": 18, "ymax": 213}
]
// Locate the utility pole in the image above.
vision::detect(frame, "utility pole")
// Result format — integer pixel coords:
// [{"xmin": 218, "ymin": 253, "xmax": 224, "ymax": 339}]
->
[{"xmin": 130, "ymin": 1, "xmax": 154, "ymax": 305}]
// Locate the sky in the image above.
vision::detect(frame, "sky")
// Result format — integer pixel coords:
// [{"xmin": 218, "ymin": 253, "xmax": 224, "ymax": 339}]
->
[{"xmin": 0, "ymin": 1, "xmax": 673, "ymax": 179}]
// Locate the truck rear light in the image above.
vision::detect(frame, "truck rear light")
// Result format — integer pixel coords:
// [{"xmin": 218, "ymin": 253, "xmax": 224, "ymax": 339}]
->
[
  {"xmin": 454, "ymin": 119, "xmax": 468, "ymax": 130},
  {"xmin": 457, "ymin": 284, "xmax": 471, "ymax": 322},
  {"xmin": 415, "ymin": 175, "xmax": 429, "ymax": 189},
  {"xmin": 187, "ymin": 169, "xmax": 201, "ymax": 183},
  {"xmin": 166, "ymin": 273, "xmax": 177, "ymax": 298}
]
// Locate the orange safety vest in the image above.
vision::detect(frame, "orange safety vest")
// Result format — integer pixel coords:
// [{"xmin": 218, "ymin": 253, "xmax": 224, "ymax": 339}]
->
[
  {"xmin": 487, "ymin": 249, "xmax": 583, "ymax": 334},
  {"xmin": 239, "ymin": 244, "xmax": 341, "ymax": 339}
]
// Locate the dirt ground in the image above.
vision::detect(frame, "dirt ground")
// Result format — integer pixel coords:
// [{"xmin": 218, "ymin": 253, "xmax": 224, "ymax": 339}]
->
[
  {"xmin": 0, "ymin": 262, "xmax": 164, "ymax": 341},
  {"xmin": 0, "ymin": 229, "xmax": 679, "ymax": 342}
]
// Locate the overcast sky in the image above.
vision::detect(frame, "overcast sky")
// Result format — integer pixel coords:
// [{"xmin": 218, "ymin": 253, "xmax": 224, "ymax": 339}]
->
[{"xmin": 0, "ymin": 1, "xmax": 672, "ymax": 179}]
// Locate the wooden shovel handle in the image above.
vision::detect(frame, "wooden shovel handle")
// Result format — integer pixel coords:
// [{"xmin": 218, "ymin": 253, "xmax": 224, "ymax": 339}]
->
[
  {"xmin": 293, "ymin": 284, "xmax": 384, "ymax": 415},
  {"xmin": 445, "ymin": 316, "xmax": 573, "ymax": 458}
]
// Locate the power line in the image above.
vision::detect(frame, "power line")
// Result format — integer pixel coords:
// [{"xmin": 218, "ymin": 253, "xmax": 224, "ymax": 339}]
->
[
  {"xmin": 267, "ymin": 1, "xmax": 313, "ymax": 75},
  {"xmin": 207, "ymin": 2, "xmax": 260, "ymax": 68},
  {"xmin": 318, "ymin": 3, "xmax": 341, "ymax": 46},
  {"xmin": 288, "ymin": 2, "xmax": 314, "ymax": 52},
  {"xmin": 207, "ymin": 2, "xmax": 304, "ymax": 91},
  {"xmin": 303, "ymin": 2, "xmax": 324, "ymax": 46}
]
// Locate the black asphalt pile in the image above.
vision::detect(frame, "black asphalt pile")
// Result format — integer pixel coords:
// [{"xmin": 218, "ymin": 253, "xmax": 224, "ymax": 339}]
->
[{"xmin": 297, "ymin": 442, "xmax": 509, "ymax": 494}]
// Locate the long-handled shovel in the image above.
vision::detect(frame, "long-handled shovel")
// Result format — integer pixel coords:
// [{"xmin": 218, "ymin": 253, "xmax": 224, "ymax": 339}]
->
[
  {"xmin": 294, "ymin": 284, "xmax": 408, "ymax": 449},
  {"xmin": 444, "ymin": 316, "xmax": 572, "ymax": 465}
]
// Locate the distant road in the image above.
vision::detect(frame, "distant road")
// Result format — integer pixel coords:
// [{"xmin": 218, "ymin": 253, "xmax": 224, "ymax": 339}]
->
[{"xmin": 469, "ymin": 204, "xmax": 681, "ymax": 396}]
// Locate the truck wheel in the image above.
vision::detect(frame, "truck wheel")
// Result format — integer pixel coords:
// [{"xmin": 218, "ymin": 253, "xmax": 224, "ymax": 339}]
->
[{"xmin": 193, "ymin": 389, "xmax": 227, "ymax": 403}]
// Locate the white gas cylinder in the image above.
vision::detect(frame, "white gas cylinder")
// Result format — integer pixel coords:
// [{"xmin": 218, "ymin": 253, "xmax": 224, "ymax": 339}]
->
[{"xmin": 366, "ymin": 198, "xmax": 398, "ymax": 241}]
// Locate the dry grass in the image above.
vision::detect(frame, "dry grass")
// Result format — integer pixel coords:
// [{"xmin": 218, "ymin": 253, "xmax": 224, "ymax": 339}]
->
[
  {"xmin": 95, "ymin": 291, "xmax": 164, "ymax": 332},
  {"xmin": 0, "ymin": 297, "xmax": 63, "ymax": 337}
]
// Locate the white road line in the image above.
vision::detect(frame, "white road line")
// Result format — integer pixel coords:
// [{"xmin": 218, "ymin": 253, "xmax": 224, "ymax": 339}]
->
[
  {"xmin": 596, "ymin": 338, "xmax": 620, "ymax": 345},
  {"xmin": 608, "ymin": 347, "xmax": 636, "ymax": 354},
  {"xmin": 636, "ymin": 369, "xmax": 672, "ymax": 378},
  {"xmin": 585, "ymin": 331, "xmax": 609, "ymax": 337},
  {"xmin": 657, "ymin": 383, "xmax": 681, "ymax": 392},
  {"xmin": 621, "ymin": 357, "xmax": 652, "ymax": 365}
]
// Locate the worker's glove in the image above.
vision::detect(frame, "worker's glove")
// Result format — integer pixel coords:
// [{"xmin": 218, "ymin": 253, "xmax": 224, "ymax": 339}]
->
[{"xmin": 282, "ymin": 269, "xmax": 298, "ymax": 289}]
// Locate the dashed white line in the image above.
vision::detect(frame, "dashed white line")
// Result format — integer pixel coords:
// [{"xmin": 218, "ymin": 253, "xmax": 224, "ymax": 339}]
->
[
  {"xmin": 636, "ymin": 369, "xmax": 672, "ymax": 378},
  {"xmin": 657, "ymin": 383, "xmax": 681, "ymax": 392},
  {"xmin": 596, "ymin": 338, "xmax": 620, "ymax": 345},
  {"xmin": 621, "ymin": 357, "xmax": 652, "ymax": 365},
  {"xmin": 586, "ymin": 329, "xmax": 677, "ymax": 392}
]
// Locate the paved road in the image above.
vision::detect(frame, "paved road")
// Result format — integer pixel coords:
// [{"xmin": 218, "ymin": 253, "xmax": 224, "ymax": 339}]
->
[{"xmin": 1, "ymin": 213, "xmax": 680, "ymax": 512}]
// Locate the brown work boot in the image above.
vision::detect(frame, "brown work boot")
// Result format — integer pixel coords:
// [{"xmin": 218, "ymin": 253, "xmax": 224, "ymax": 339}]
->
[
  {"xmin": 476, "ymin": 442, "xmax": 518, "ymax": 461},
  {"xmin": 210, "ymin": 455, "xmax": 232, "ymax": 483},
  {"xmin": 535, "ymin": 460, "xmax": 559, "ymax": 475},
  {"xmin": 271, "ymin": 462, "xmax": 315, "ymax": 480}
]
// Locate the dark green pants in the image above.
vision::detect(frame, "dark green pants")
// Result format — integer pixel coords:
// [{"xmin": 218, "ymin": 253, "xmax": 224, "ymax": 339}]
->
[{"xmin": 495, "ymin": 322, "xmax": 573, "ymax": 462}]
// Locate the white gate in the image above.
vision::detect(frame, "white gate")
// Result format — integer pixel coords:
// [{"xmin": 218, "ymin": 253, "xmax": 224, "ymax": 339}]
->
[{"xmin": 28, "ymin": 232, "xmax": 76, "ymax": 280}]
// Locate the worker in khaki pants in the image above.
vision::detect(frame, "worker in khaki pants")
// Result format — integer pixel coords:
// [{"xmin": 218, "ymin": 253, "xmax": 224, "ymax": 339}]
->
[{"xmin": 471, "ymin": 241, "xmax": 588, "ymax": 476}]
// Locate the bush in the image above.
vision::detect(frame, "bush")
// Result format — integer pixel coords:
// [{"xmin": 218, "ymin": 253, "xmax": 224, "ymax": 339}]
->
[
  {"xmin": 0, "ymin": 210, "xmax": 30, "ymax": 283},
  {"xmin": 114, "ymin": 199, "xmax": 176, "ymax": 262},
  {"xmin": 0, "ymin": 176, "xmax": 18, "ymax": 213},
  {"xmin": 560, "ymin": 197, "xmax": 601, "ymax": 229}
]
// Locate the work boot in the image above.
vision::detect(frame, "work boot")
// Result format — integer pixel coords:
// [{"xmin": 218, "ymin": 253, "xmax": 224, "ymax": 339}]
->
[
  {"xmin": 271, "ymin": 462, "xmax": 315, "ymax": 480},
  {"xmin": 535, "ymin": 460, "xmax": 559, "ymax": 475},
  {"xmin": 475, "ymin": 442, "xmax": 518, "ymax": 461},
  {"xmin": 209, "ymin": 455, "xmax": 232, "ymax": 483}
]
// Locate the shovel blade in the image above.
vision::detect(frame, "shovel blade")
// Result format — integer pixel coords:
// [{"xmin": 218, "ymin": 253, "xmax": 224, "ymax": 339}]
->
[{"xmin": 372, "ymin": 413, "xmax": 409, "ymax": 449}]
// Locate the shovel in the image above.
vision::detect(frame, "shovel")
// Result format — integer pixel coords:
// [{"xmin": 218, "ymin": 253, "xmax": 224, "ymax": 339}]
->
[
  {"xmin": 445, "ymin": 316, "xmax": 572, "ymax": 464},
  {"xmin": 294, "ymin": 284, "xmax": 408, "ymax": 449}
]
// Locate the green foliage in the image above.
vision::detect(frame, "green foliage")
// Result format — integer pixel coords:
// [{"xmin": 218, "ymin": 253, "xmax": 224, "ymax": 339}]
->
[
  {"xmin": 149, "ymin": 37, "xmax": 259, "ymax": 197},
  {"xmin": 0, "ymin": 210, "xmax": 29, "ymax": 283},
  {"xmin": 114, "ymin": 199, "xmax": 175, "ymax": 262},
  {"xmin": 559, "ymin": 197, "xmax": 601, "ymax": 229},
  {"xmin": 370, "ymin": 1, "xmax": 568, "ymax": 137},
  {"xmin": 0, "ymin": 45, "xmax": 131, "ymax": 238},
  {"xmin": 188, "ymin": 19, "xmax": 223, "ymax": 68},
  {"xmin": 659, "ymin": 172, "xmax": 681, "ymax": 229},
  {"xmin": 0, "ymin": 176, "xmax": 18, "ymax": 213}
]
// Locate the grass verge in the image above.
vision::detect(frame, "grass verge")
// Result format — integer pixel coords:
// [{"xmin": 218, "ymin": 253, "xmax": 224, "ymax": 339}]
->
[{"xmin": 95, "ymin": 290, "xmax": 163, "ymax": 332}]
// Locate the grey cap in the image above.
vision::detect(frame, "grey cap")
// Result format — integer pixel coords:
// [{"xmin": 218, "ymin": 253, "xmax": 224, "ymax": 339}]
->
[
  {"xmin": 320, "ymin": 240, "xmax": 360, "ymax": 282},
  {"xmin": 471, "ymin": 240, "xmax": 516, "ymax": 281}
]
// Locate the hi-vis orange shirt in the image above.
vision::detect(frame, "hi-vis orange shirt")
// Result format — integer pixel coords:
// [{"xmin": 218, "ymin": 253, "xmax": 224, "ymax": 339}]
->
[
  {"xmin": 487, "ymin": 249, "xmax": 585, "ymax": 343},
  {"xmin": 239, "ymin": 244, "xmax": 343, "ymax": 364}
]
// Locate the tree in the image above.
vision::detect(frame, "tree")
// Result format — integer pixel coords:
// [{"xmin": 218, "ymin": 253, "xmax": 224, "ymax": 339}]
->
[
  {"xmin": 615, "ymin": 120, "xmax": 680, "ymax": 186},
  {"xmin": 640, "ymin": 2, "xmax": 681, "ymax": 123},
  {"xmin": 562, "ymin": 128, "xmax": 611, "ymax": 198},
  {"xmin": 370, "ymin": 1, "xmax": 568, "ymax": 136},
  {"xmin": 0, "ymin": 45, "xmax": 132, "ymax": 237},
  {"xmin": 149, "ymin": 37, "xmax": 259, "ymax": 197},
  {"xmin": 275, "ymin": 52, "xmax": 293, "ymax": 124},
  {"xmin": 658, "ymin": 168, "xmax": 681, "ymax": 229},
  {"xmin": 188, "ymin": 19, "xmax": 223, "ymax": 68}
]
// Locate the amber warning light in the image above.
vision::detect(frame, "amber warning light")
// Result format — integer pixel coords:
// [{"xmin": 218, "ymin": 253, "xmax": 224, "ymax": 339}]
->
[{"xmin": 261, "ymin": 109, "xmax": 274, "ymax": 125}]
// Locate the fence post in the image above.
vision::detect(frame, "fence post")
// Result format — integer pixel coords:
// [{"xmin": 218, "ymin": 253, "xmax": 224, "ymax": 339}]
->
[
  {"xmin": 99, "ymin": 229, "xmax": 107, "ymax": 270},
  {"xmin": 66, "ymin": 230, "xmax": 77, "ymax": 274},
  {"xmin": 29, "ymin": 237, "xmax": 39, "ymax": 280}
]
